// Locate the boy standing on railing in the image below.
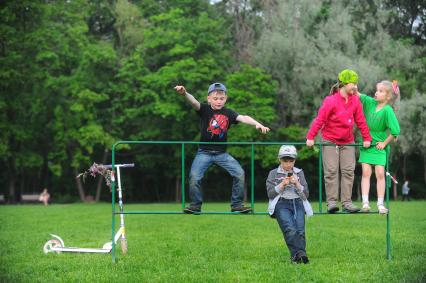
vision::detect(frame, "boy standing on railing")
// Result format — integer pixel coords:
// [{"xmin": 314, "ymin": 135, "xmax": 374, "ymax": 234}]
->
[{"xmin": 174, "ymin": 83, "xmax": 270, "ymax": 214}]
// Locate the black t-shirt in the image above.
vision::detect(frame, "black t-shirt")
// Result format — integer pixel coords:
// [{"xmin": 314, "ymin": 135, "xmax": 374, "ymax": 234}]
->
[{"xmin": 197, "ymin": 103, "xmax": 239, "ymax": 151}]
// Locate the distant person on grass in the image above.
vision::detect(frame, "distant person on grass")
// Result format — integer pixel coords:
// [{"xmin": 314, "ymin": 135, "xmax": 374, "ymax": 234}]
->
[
  {"xmin": 39, "ymin": 188, "xmax": 50, "ymax": 206},
  {"xmin": 266, "ymin": 145, "xmax": 313, "ymax": 264},
  {"xmin": 174, "ymin": 83, "xmax": 270, "ymax": 214},
  {"xmin": 402, "ymin": 180, "xmax": 410, "ymax": 201},
  {"xmin": 355, "ymin": 80, "xmax": 401, "ymax": 214},
  {"xmin": 306, "ymin": 69, "xmax": 372, "ymax": 213}
]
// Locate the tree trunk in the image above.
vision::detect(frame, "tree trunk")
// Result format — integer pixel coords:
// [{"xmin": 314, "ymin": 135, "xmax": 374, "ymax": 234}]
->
[
  {"xmin": 19, "ymin": 177, "xmax": 25, "ymax": 203},
  {"xmin": 403, "ymin": 154, "xmax": 408, "ymax": 180},
  {"xmin": 95, "ymin": 174, "xmax": 103, "ymax": 202},
  {"xmin": 393, "ymin": 166, "xmax": 399, "ymax": 200},
  {"xmin": 8, "ymin": 175, "xmax": 16, "ymax": 203},
  {"xmin": 154, "ymin": 184, "xmax": 161, "ymax": 202},
  {"xmin": 175, "ymin": 177, "xmax": 181, "ymax": 203},
  {"xmin": 74, "ymin": 168, "xmax": 86, "ymax": 202},
  {"xmin": 95, "ymin": 149, "xmax": 109, "ymax": 202},
  {"xmin": 424, "ymin": 153, "xmax": 426, "ymax": 184}
]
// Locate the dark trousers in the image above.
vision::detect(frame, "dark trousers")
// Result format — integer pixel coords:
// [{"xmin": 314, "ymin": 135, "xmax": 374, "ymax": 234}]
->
[{"xmin": 274, "ymin": 198, "xmax": 306, "ymax": 258}]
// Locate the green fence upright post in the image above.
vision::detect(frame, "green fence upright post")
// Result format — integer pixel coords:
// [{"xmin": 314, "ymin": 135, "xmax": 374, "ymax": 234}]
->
[
  {"xmin": 111, "ymin": 143, "xmax": 117, "ymax": 263},
  {"xmin": 319, "ymin": 145, "xmax": 323, "ymax": 213},
  {"xmin": 250, "ymin": 144, "xmax": 255, "ymax": 212},
  {"xmin": 386, "ymin": 148, "xmax": 392, "ymax": 260},
  {"xmin": 386, "ymin": 205, "xmax": 391, "ymax": 260},
  {"xmin": 181, "ymin": 143, "xmax": 185, "ymax": 210}
]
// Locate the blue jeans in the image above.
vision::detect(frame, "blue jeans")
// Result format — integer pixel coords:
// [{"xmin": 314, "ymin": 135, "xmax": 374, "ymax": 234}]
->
[
  {"xmin": 274, "ymin": 198, "xmax": 306, "ymax": 258},
  {"xmin": 189, "ymin": 149, "xmax": 245, "ymax": 208}
]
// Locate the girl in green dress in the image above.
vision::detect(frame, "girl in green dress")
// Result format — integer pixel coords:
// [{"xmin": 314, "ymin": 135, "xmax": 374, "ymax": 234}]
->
[{"xmin": 357, "ymin": 81, "xmax": 400, "ymax": 214}]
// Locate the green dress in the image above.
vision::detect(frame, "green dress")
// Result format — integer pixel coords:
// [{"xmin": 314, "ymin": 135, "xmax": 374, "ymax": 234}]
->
[{"xmin": 359, "ymin": 94, "xmax": 400, "ymax": 166}]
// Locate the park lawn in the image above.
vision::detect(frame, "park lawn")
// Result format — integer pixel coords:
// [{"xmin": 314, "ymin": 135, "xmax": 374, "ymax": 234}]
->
[{"xmin": 0, "ymin": 201, "xmax": 425, "ymax": 283}]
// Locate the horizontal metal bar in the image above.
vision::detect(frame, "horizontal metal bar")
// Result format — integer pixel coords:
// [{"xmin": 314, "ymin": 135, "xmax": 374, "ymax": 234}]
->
[
  {"xmin": 113, "ymin": 211, "xmax": 383, "ymax": 215},
  {"xmin": 315, "ymin": 211, "xmax": 384, "ymax": 215},
  {"xmin": 113, "ymin": 211, "xmax": 267, "ymax": 215},
  {"xmin": 113, "ymin": 140, "xmax": 365, "ymax": 147}
]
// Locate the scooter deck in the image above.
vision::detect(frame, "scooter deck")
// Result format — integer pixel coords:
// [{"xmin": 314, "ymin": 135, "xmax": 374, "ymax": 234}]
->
[{"xmin": 51, "ymin": 247, "xmax": 112, "ymax": 253}]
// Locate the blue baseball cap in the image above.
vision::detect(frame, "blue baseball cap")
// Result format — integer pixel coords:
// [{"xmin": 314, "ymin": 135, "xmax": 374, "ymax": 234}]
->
[{"xmin": 207, "ymin": 82, "xmax": 227, "ymax": 95}]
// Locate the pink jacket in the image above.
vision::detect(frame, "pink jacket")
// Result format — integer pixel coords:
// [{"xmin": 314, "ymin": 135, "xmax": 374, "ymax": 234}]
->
[{"xmin": 306, "ymin": 91, "xmax": 372, "ymax": 145}]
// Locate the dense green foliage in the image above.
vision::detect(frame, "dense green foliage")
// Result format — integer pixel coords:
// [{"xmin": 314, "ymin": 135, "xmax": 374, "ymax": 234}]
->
[
  {"xmin": 1, "ymin": 0, "xmax": 425, "ymax": 202},
  {"xmin": 0, "ymin": 202, "xmax": 425, "ymax": 282}
]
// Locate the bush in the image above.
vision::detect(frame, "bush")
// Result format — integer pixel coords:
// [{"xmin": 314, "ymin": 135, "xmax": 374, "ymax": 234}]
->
[
  {"xmin": 52, "ymin": 194, "xmax": 79, "ymax": 204},
  {"xmin": 408, "ymin": 182, "xmax": 426, "ymax": 199}
]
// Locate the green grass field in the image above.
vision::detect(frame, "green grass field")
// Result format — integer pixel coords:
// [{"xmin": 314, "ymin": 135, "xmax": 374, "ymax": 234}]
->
[{"xmin": 0, "ymin": 201, "xmax": 425, "ymax": 282}]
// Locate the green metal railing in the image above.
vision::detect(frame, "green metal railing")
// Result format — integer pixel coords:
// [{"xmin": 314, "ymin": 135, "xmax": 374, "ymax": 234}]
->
[{"xmin": 110, "ymin": 141, "xmax": 392, "ymax": 262}]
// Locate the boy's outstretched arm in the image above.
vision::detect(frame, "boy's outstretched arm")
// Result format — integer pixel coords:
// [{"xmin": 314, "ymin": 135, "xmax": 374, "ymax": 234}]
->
[
  {"xmin": 174, "ymin": 85, "xmax": 200, "ymax": 111},
  {"xmin": 236, "ymin": 115, "xmax": 270, "ymax": 134}
]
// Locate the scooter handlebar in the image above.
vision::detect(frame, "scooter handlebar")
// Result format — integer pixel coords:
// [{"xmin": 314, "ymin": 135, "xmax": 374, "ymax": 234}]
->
[{"xmin": 104, "ymin": 163, "xmax": 135, "ymax": 169}]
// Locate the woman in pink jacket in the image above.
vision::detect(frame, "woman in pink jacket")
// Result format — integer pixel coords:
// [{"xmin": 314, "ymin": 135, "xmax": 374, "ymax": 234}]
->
[{"xmin": 306, "ymin": 69, "xmax": 372, "ymax": 213}]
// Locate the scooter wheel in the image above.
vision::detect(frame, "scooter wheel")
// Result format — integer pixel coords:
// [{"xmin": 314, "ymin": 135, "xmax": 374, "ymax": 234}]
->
[{"xmin": 43, "ymin": 239, "xmax": 62, "ymax": 254}]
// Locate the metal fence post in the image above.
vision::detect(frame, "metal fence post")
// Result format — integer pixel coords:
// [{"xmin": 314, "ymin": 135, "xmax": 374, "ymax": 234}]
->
[
  {"xmin": 111, "ymin": 143, "xmax": 117, "ymax": 263},
  {"xmin": 181, "ymin": 143, "xmax": 185, "ymax": 210},
  {"xmin": 386, "ymin": 148, "xmax": 392, "ymax": 260},
  {"xmin": 319, "ymin": 145, "xmax": 323, "ymax": 213}
]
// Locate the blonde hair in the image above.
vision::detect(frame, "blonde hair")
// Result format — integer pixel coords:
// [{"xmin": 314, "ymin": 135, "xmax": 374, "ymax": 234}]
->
[{"xmin": 378, "ymin": 80, "xmax": 400, "ymax": 110}]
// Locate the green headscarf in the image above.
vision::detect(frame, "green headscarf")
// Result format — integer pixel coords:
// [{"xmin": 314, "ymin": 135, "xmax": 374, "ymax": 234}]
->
[{"xmin": 338, "ymin": 69, "xmax": 358, "ymax": 85}]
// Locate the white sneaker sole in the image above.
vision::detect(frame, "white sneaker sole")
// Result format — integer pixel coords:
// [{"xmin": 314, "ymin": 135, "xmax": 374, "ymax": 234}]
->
[{"xmin": 378, "ymin": 205, "xmax": 388, "ymax": 215}]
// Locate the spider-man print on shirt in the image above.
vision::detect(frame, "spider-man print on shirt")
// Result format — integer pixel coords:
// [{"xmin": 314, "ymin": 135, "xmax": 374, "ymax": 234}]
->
[
  {"xmin": 207, "ymin": 114, "xmax": 229, "ymax": 138},
  {"xmin": 197, "ymin": 103, "xmax": 238, "ymax": 151}
]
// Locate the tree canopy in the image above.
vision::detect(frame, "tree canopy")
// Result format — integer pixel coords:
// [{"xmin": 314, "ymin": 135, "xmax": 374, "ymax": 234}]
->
[{"xmin": 1, "ymin": 0, "xmax": 425, "ymax": 202}]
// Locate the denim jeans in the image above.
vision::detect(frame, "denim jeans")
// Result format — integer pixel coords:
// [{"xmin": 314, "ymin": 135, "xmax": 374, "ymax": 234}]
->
[
  {"xmin": 189, "ymin": 149, "xmax": 245, "ymax": 208},
  {"xmin": 274, "ymin": 198, "xmax": 306, "ymax": 258}
]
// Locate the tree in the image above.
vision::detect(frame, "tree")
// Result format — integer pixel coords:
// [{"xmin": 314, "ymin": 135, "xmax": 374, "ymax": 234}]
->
[
  {"xmin": 0, "ymin": 0, "xmax": 117, "ymax": 202},
  {"xmin": 214, "ymin": 0, "xmax": 265, "ymax": 65},
  {"xmin": 253, "ymin": 0, "xmax": 416, "ymax": 127},
  {"xmin": 45, "ymin": 25, "xmax": 117, "ymax": 201},
  {"xmin": 113, "ymin": 0, "xmax": 146, "ymax": 58},
  {"xmin": 384, "ymin": 0, "xmax": 426, "ymax": 45},
  {"xmin": 396, "ymin": 92, "xmax": 426, "ymax": 183},
  {"xmin": 1, "ymin": 0, "xmax": 424, "ymax": 202},
  {"xmin": 225, "ymin": 64, "xmax": 277, "ymax": 167},
  {"xmin": 0, "ymin": 1, "xmax": 54, "ymax": 202}
]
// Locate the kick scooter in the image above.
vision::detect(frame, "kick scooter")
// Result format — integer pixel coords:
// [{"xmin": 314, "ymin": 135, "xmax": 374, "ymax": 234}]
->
[{"xmin": 43, "ymin": 163, "xmax": 133, "ymax": 254}]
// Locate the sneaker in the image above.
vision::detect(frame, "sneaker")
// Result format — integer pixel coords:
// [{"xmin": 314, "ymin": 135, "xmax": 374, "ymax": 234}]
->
[
  {"xmin": 231, "ymin": 206, "xmax": 252, "ymax": 213},
  {"xmin": 377, "ymin": 204, "xmax": 389, "ymax": 215},
  {"xmin": 290, "ymin": 254, "xmax": 302, "ymax": 264},
  {"xmin": 342, "ymin": 202, "xmax": 360, "ymax": 213},
  {"xmin": 183, "ymin": 206, "xmax": 201, "ymax": 214},
  {"xmin": 292, "ymin": 251, "xmax": 309, "ymax": 264},
  {"xmin": 327, "ymin": 203, "xmax": 339, "ymax": 213},
  {"xmin": 361, "ymin": 202, "xmax": 371, "ymax": 212},
  {"xmin": 300, "ymin": 254, "xmax": 309, "ymax": 264}
]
